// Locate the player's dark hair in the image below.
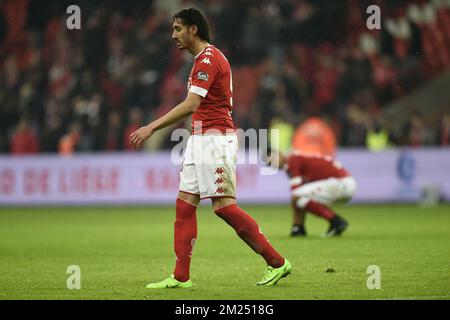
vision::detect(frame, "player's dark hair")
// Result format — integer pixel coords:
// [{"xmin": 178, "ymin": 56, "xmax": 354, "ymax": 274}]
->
[{"xmin": 173, "ymin": 8, "xmax": 211, "ymax": 42}]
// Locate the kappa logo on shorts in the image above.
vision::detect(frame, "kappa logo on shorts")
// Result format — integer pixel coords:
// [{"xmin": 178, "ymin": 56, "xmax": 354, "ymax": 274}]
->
[
  {"xmin": 197, "ymin": 71, "xmax": 209, "ymax": 81},
  {"xmin": 215, "ymin": 167, "xmax": 225, "ymax": 174},
  {"xmin": 215, "ymin": 178, "xmax": 224, "ymax": 184},
  {"xmin": 216, "ymin": 187, "xmax": 225, "ymax": 194}
]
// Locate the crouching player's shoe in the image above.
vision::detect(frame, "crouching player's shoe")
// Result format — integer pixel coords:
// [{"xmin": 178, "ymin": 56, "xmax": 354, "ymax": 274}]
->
[
  {"xmin": 325, "ymin": 215, "xmax": 348, "ymax": 237},
  {"xmin": 256, "ymin": 259, "xmax": 292, "ymax": 286},
  {"xmin": 146, "ymin": 274, "xmax": 192, "ymax": 289},
  {"xmin": 290, "ymin": 224, "xmax": 307, "ymax": 237}
]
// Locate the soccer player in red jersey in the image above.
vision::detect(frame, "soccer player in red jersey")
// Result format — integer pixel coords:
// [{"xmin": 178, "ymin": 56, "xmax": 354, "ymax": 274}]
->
[
  {"xmin": 267, "ymin": 149, "xmax": 357, "ymax": 237},
  {"xmin": 130, "ymin": 8, "xmax": 291, "ymax": 288}
]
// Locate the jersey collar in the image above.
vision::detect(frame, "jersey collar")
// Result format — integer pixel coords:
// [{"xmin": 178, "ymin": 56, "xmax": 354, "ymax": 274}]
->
[{"xmin": 194, "ymin": 43, "xmax": 212, "ymax": 59}]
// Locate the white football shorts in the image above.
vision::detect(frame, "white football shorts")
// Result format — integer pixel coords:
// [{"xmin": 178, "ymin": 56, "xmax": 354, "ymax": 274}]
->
[
  {"xmin": 179, "ymin": 134, "xmax": 238, "ymax": 199},
  {"xmin": 293, "ymin": 176, "xmax": 357, "ymax": 208}
]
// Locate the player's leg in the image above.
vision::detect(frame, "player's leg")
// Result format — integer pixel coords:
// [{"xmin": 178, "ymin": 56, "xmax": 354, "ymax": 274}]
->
[
  {"xmin": 146, "ymin": 193, "xmax": 199, "ymax": 289},
  {"xmin": 320, "ymin": 176, "xmax": 356, "ymax": 236},
  {"xmin": 212, "ymin": 197, "xmax": 292, "ymax": 285},
  {"xmin": 147, "ymin": 137, "xmax": 199, "ymax": 289},
  {"xmin": 173, "ymin": 191, "xmax": 200, "ymax": 281},
  {"xmin": 212, "ymin": 197, "xmax": 285, "ymax": 268},
  {"xmin": 206, "ymin": 134, "xmax": 290, "ymax": 285},
  {"xmin": 319, "ymin": 176, "xmax": 356, "ymax": 236},
  {"xmin": 293, "ymin": 179, "xmax": 348, "ymax": 237},
  {"xmin": 146, "ymin": 194, "xmax": 199, "ymax": 289},
  {"xmin": 294, "ymin": 181, "xmax": 337, "ymax": 220},
  {"xmin": 339, "ymin": 176, "xmax": 357, "ymax": 201},
  {"xmin": 291, "ymin": 196, "xmax": 307, "ymax": 237}
]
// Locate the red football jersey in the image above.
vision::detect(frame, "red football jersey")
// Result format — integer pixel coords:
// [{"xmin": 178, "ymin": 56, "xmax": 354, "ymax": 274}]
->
[
  {"xmin": 187, "ymin": 45, "xmax": 235, "ymax": 134},
  {"xmin": 284, "ymin": 151, "xmax": 350, "ymax": 190}
]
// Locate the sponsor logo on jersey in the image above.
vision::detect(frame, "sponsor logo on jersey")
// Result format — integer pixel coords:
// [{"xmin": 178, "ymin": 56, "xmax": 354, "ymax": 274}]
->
[
  {"xmin": 197, "ymin": 71, "xmax": 209, "ymax": 81},
  {"xmin": 204, "ymin": 51, "xmax": 213, "ymax": 56},
  {"xmin": 201, "ymin": 57, "xmax": 211, "ymax": 65}
]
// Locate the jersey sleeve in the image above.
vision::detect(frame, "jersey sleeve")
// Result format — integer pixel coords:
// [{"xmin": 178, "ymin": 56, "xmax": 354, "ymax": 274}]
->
[{"xmin": 188, "ymin": 54, "xmax": 218, "ymax": 98}]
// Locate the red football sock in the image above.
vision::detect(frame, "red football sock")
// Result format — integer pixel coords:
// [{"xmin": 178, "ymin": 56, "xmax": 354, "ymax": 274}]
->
[
  {"xmin": 305, "ymin": 200, "xmax": 336, "ymax": 220},
  {"xmin": 173, "ymin": 198, "xmax": 197, "ymax": 282},
  {"xmin": 215, "ymin": 204, "xmax": 284, "ymax": 268}
]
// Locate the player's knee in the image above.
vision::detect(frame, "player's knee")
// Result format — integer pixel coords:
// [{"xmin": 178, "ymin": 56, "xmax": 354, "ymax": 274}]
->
[
  {"xmin": 214, "ymin": 212, "xmax": 223, "ymax": 225},
  {"xmin": 212, "ymin": 197, "xmax": 236, "ymax": 212},
  {"xmin": 346, "ymin": 178, "xmax": 357, "ymax": 197},
  {"xmin": 214, "ymin": 209, "xmax": 234, "ymax": 229},
  {"xmin": 296, "ymin": 196, "xmax": 311, "ymax": 209}
]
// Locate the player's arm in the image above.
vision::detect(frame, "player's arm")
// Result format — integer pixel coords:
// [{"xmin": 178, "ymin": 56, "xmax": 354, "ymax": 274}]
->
[{"xmin": 129, "ymin": 92, "xmax": 202, "ymax": 150}]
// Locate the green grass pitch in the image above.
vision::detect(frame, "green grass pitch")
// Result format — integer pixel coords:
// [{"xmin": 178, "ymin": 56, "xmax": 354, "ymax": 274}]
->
[{"xmin": 0, "ymin": 204, "xmax": 449, "ymax": 300}]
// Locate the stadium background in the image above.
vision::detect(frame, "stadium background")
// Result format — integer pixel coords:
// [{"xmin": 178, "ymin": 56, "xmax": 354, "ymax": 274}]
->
[
  {"xmin": 0, "ymin": 0, "xmax": 449, "ymax": 300},
  {"xmin": 1, "ymin": 0, "xmax": 450, "ymax": 154},
  {"xmin": 1, "ymin": 0, "xmax": 449, "ymax": 204}
]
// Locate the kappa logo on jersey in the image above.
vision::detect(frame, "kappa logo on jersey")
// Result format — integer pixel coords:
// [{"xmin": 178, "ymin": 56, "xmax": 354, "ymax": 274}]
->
[
  {"xmin": 197, "ymin": 71, "xmax": 209, "ymax": 81},
  {"xmin": 201, "ymin": 57, "xmax": 211, "ymax": 65},
  {"xmin": 204, "ymin": 51, "xmax": 213, "ymax": 56}
]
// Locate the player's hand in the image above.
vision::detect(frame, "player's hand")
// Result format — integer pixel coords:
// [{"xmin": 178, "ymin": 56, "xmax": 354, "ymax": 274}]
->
[{"xmin": 129, "ymin": 125, "xmax": 154, "ymax": 150}]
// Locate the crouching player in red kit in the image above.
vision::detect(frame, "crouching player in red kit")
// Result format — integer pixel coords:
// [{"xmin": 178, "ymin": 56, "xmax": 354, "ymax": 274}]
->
[
  {"xmin": 267, "ymin": 149, "xmax": 357, "ymax": 237},
  {"xmin": 130, "ymin": 8, "xmax": 291, "ymax": 288}
]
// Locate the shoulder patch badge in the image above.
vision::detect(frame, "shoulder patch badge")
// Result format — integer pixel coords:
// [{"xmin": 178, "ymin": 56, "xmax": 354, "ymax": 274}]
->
[{"xmin": 197, "ymin": 71, "xmax": 209, "ymax": 81}]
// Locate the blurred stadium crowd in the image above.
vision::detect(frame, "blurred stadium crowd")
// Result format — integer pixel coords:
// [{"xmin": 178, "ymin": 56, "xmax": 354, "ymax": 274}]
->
[{"xmin": 1, "ymin": 0, "xmax": 450, "ymax": 154}]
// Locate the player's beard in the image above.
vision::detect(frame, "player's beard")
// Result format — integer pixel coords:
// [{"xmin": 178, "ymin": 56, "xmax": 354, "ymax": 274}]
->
[
  {"xmin": 175, "ymin": 37, "xmax": 187, "ymax": 50},
  {"xmin": 175, "ymin": 40, "xmax": 183, "ymax": 49},
  {"xmin": 175, "ymin": 35, "xmax": 192, "ymax": 51}
]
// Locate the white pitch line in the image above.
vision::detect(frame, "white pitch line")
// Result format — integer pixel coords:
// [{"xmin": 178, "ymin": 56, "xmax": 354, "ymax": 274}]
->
[{"xmin": 373, "ymin": 295, "xmax": 450, "ymax": 300}]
